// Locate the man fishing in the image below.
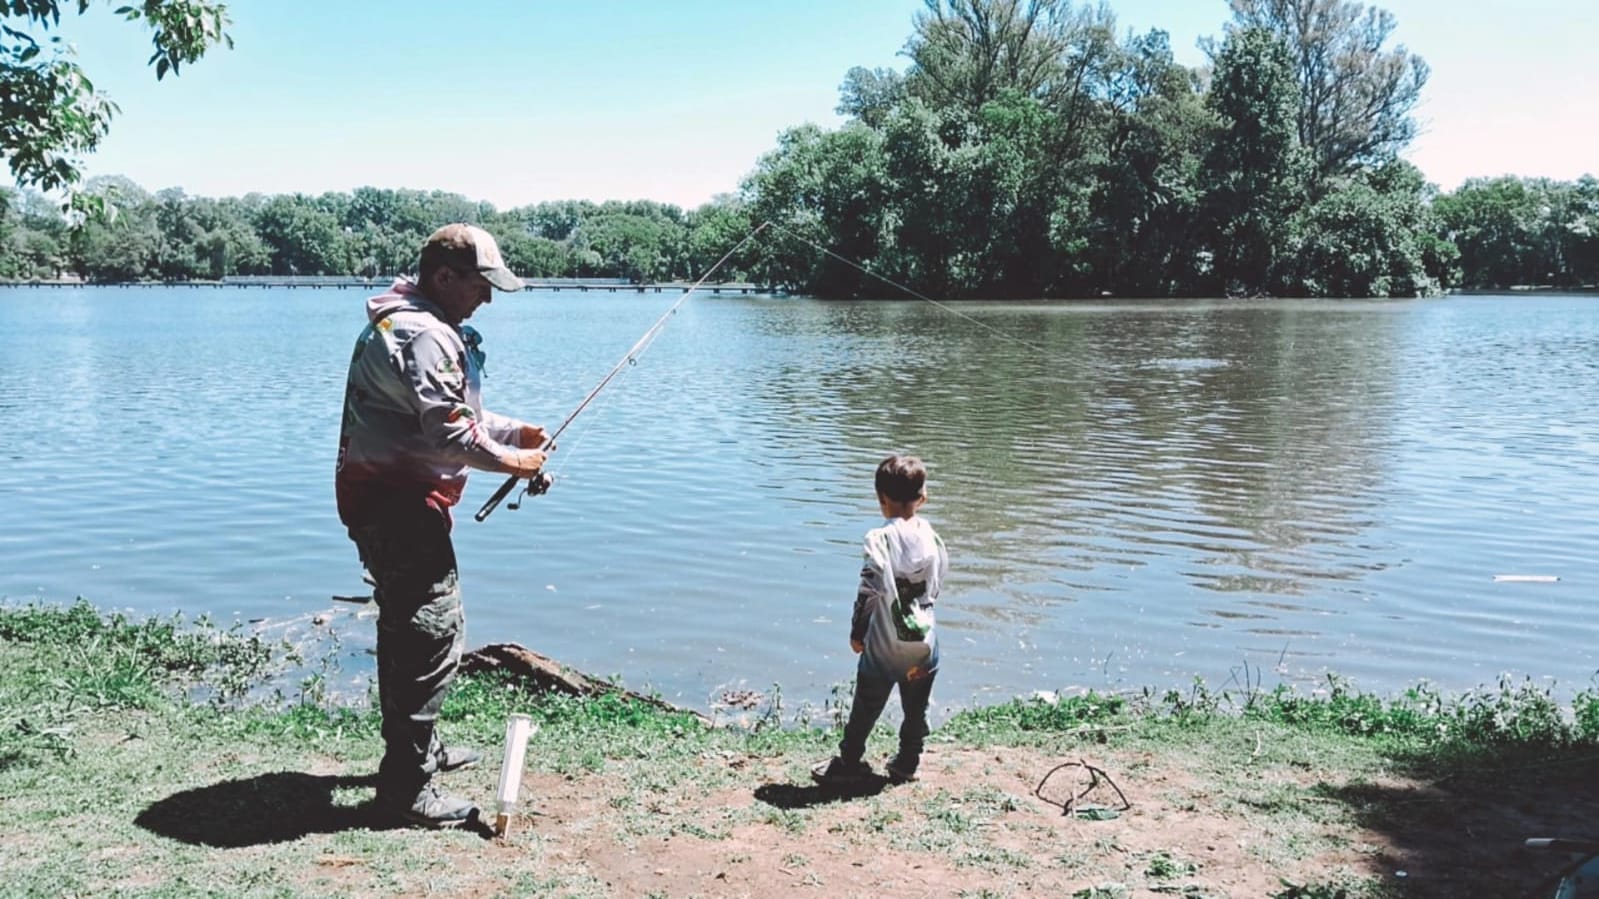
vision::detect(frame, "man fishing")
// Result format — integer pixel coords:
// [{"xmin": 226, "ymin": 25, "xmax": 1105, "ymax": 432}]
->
[{"xmin": 335, "ymin": 223, "xmax": 550, "ymax": 828}]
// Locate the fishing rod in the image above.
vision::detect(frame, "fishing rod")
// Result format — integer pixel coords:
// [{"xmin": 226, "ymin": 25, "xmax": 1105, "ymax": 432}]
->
[{"xmin": 475, "ymin": 221, "xmax": 771, "ymax": 522}]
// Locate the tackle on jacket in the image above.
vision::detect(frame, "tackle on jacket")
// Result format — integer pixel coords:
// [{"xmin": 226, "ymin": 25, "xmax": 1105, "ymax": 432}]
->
[
  {"xmin": 850, "ymin": 516, "xmax": 949, "ymax": 680},
  {"xmin": 335, "ymin": 278, "xmax": 528, "ymax": 528}
]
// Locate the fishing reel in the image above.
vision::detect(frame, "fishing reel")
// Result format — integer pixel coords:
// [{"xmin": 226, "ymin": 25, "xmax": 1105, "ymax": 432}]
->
[{"xmin": 506, "ymin": 471, "xmax": 555, "ymax": 511}]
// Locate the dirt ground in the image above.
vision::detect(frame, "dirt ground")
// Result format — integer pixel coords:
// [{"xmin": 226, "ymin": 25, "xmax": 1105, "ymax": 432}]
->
[{"xmin": 223, "ymin": 743, "xmax": 1594, "ymax": 898}]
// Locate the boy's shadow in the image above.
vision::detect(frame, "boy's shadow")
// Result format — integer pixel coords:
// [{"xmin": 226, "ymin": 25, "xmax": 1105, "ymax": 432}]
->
[
  {"xmin": 134, "ymin": 771, "xmax": 492, "ymax": 846},
  {"xmin": 754, "ymin": 775, "xmax": 889, "ymax": 810}
]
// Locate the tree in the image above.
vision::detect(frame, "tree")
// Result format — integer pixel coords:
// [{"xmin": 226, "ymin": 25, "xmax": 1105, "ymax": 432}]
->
[
  {"xmin": 1223, "ymin": 0, "xmax": 1427, "ymax": 187},
  {"xmin": 1288, "ymin": 160, "xmax": 1446, "ymax": 297},
  {"xmin": 1085, "ymin": 29, "xmax": 1211, "ymax": 295},
  {"xmin": 577, "ymin": 208, "xmax": 689, "ymax": 282},
  {"xmin": 1433, "ymin": 176, "xmax": 1599, "ymax": 289},
  {"xmin": 2, "ymin": 1, "xmax": 232, "ymax": 203},
  {"xmin": 903, "ymin": 0, "xmax": 1082, "ymax": 117},
  {"xmin": 743, "ymin": 122, "xmax": 891, "ymax": 296},
  {"xmin": 965, "ymin": 90, "xmax": 1067, "ymax": 296},
  {"xmin": 253, "ymin": 194, "xmax": 345, "ymax": 275},
  {"xmin": 0, "ymin": 186, "xmax": 67, "ymax": 277},
  {"xmin": 495, "ymin": 229, "xmax": 569, "ymax": 278},
  {"xmin": 1197, "ymin": 27, "xmax": 1308, "ymax": 295},
  {"xmin": 67, "ymin": 173, "xmax": 161, "ymax": 279},
  {"xmin": 836, "ymin": 66, "xmax": 907, "ymax": 128},
  {"xmin": 683, "ymin": 195, "xmax": 754, "ymax": 280}
]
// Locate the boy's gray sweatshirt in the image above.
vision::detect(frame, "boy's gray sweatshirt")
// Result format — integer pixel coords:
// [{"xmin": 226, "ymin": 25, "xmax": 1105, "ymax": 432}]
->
[
  {"xmin": 335, "ymin": 279, "xmax": 526, "ymax": 527},
  {"xmin": 851, "ymin": 516, "xmax": 949, "ymax": 679}
]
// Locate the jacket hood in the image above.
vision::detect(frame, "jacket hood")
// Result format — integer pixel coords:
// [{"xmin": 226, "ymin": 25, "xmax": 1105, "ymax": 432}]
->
[{"xmin": 366, "ymin": 277, "xmax": 433, "ymax": 323}]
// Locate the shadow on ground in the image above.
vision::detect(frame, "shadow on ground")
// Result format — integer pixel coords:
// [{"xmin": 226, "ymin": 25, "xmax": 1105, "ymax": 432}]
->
[
  {"xmin": 135, "ymin": 771, "xmax": 494, "ymax": 846},
  {"xmin": 1322, "ymin": 747, "xmax": 1599, "ymax": 898},
  {"xmin": 753, "ymin": 776, "xmax": 889, "ymax": 809}
]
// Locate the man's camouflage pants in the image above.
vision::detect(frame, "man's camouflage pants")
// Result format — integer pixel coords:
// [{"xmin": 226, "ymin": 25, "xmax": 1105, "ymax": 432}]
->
[{"xmin": 348, "ymin": 502, "xmax": 465, "ymax": 797}]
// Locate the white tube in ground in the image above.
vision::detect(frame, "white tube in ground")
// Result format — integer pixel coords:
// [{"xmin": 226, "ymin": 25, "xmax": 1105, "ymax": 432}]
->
[{"xmin": 494, "ymin": 714, "xmax": 535, "ymax": 835}]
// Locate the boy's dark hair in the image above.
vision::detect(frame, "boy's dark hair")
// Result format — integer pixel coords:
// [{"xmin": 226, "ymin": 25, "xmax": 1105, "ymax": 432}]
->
[{"xmin": 875, "ymin": 454, "xmax": 927, "ymax": 503}]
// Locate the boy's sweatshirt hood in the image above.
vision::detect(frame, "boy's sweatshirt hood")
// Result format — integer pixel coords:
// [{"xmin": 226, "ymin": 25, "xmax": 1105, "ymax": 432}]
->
[{"xmin": 865, "ymin": 516, "xmax": 946, "ymax": 604}]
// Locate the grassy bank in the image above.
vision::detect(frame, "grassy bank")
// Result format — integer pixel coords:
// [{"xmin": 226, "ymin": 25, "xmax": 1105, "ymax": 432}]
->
[{"xmin": 3, "ymin": 601, "xmax": 1598, "ymax": 898}]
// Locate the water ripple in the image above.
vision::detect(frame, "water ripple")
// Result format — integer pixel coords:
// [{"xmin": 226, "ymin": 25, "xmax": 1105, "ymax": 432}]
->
[{"xmin": 3, "ymin": 289, "xmax": 1599, "ymax": 709}]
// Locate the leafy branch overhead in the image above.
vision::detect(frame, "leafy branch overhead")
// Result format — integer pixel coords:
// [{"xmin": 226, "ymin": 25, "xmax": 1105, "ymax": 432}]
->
[{"xmin": 0, "ymin": 0, "xmax": 232, "ymax": 195}]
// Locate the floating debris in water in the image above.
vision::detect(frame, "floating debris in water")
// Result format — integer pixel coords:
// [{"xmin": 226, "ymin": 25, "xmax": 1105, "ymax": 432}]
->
[
  {"xmin": 717, "ymin": 689, "xmax": 762, "ymax": 709},
  {"xmin": 1493, "ymin": 574, "xmax": 1560, "ymax": 583}
]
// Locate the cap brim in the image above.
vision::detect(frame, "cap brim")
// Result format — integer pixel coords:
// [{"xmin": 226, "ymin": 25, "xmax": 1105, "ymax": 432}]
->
[{"xmin": 480, "ymin": 266, "xmax": 524, "ymax": 292}]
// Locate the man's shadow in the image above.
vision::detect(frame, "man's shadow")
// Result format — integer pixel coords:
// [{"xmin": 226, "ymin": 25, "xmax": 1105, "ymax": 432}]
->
[
  {"xmin": 754, "ymin": 775, "xmax": 889, "ymax": 810},
  {"xmin": 135, "ymin": 771, "xmax": 492, "ymax": 847}
]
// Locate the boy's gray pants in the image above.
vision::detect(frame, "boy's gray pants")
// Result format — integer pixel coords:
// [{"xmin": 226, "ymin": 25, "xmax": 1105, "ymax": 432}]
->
[{"xmin": 348, "ymin": 503, "xmax": 465, "ymax": 798}]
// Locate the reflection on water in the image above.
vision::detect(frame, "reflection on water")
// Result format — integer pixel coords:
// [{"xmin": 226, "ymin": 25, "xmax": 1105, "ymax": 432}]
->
[{"xmin": 2, "ymin": 288, "xmax": 1597, "ymax": 713}]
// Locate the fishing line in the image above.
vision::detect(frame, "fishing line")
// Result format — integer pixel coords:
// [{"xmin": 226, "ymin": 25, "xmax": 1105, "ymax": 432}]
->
[
  {"xmin": 760, "ymin": 220, "xmax": 1052, "ymax": 354},
  {"xmin": 477, "ymin": 216, "xmax": 1051, "ymax": 522},
  {"xmin": 475, "ymin": 221, "xmax": 771, "ymax": 521}
]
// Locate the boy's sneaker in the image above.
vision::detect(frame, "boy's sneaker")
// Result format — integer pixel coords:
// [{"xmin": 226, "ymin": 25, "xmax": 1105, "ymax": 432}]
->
[
  {"xmin": 434, "ymin": 744, "xmax": 482, "ymax": 773},
  {"xmin": 884, "ymin": 755, "xmax": 919, "ymax": 783},
  {"xmin": 810, "ymin": 756, "xmax": 874, "ymax": 785},
  {"xmin": 379, "ymin": 782, "xmax": 479, "ymax": 829}
]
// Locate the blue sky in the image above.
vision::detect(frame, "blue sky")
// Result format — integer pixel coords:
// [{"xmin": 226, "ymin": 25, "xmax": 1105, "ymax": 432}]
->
[{"xmin": 35, "ymin": 0, "xmax": 1599, "ymax": 209}]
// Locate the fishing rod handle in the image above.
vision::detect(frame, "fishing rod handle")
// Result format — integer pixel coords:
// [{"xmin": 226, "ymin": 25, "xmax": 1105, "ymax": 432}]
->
[
  {"xmin": 475, "ymin": 436, "xmax": 557, "ymax": 522},
  {"xmin": 475, "ymin": 473, "xmax": 521, "ymax": 522}
]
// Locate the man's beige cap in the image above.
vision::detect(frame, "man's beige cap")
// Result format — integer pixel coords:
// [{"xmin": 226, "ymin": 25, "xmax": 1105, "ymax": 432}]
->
[{"xmin": 421, "ymin": 223, "xmax": 524, "ymax": 291}]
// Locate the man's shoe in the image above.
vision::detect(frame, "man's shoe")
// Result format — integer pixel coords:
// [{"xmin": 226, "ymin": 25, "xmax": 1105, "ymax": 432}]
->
[
  {"xmin": 435, "ymin": 744, "xmax": 482, "ymax": 774},
  {"xmin": 810, "ymin": 756, "xmax": 874, "ymax": 785},
  {"xmin": 884, "ymin": 755, "xmax": 919, "ymax": 784},
  {"xmin": 381, "ymin": 783, "xmax": 479, "ymax": 829}
]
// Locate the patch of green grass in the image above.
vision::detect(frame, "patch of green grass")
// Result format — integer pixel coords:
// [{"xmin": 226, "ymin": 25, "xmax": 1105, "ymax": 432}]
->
[
  {"xmin": 1273, "ymin": 873, "xmax": 1396, "ymax": 898},
  {"xmin": 0, "ymin": 600, "xmax": 295, "ymax": 770},
  {"xmin": 0, "ymin": 599, "xmax": 281, "ymax": 700},
  {"xmin": 959, "ymin": 784, "xmax": 1023, "ymax": 814},
  {"xmin": 671, "ymin": 819, "xmax": 729, "ymax": 840},
  {"xmin": 864, "ymin": 804, "xmax": 903, "ymax": 832},
  {"xmin": 957, "ymin": 845, "xmax": 1033, "ymax": 871},
  {"xmin": 762, "ymin": 806, "xmax": 807, "ymax": 835},
  {"xmin": 1143, "ymin": 850, "xmax": 1198, "ymax": 879},
  {"xmin": 941, "ymin": 691, "xmax": 1129, "ymax": 742},
  {"xmin": 1246, "ymin": 673, "xmax": 1584, "ymax": 750},
  {"xmin": 922, "ymin": 791, "xmax": 979, "ymax": 835},
  {"xmin": 1072, "ymin": 884, "xmax": 1130, "ymax": 899}
]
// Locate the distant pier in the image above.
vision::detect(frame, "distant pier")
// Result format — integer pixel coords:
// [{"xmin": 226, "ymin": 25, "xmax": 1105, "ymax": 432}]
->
[{"xmin": 2, "ymin": 275, "xmax": 774, "ymax": 294}]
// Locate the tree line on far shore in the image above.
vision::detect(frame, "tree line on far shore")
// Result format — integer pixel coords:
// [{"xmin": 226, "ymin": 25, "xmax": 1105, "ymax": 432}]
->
[
  {"xmin": 1, "ymin": 169, "xmax": 1592, "ymax": 296},
  {"xmin": 0, "ymin": 180, "xmax": 752, "ymax": 287},
  {"xmin": 1, "ymin": 0, "xmax": 1595, "ymax": 298}
]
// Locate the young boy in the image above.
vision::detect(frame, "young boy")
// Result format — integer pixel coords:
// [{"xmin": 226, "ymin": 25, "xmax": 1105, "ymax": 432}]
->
[{"xmin": 813, "ymin": 454, "xmax": 950, "ymax": 785}]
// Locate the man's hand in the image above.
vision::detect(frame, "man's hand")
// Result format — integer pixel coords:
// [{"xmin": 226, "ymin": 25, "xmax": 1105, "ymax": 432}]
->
[
  {"xmin": 850, "ymin": 638, "xmax": 864, "ymax": 654},
  {"xmin": 516, "ymin": 424, "xmax": 549, "ymax": 449},
  {"xmin": 503, "ymin": 448, "xmax": 547, "ymax": 477}
]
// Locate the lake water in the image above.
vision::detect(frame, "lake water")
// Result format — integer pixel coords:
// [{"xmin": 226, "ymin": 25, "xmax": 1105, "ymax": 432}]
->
[{"xmin": 2, "ymin": 286, "xmax": 1597, "ymax": 716}]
